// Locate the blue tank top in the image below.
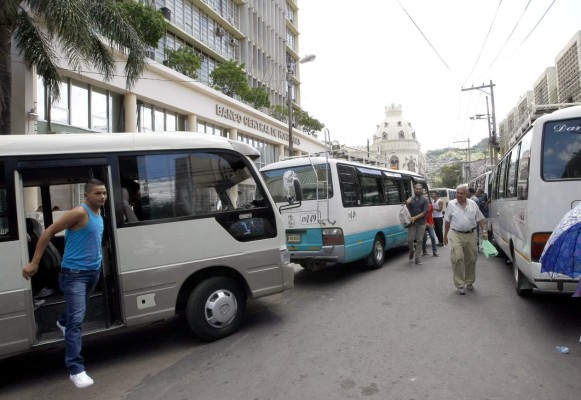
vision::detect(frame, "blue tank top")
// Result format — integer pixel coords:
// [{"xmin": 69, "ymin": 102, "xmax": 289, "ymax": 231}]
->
[{"xmin": 62, "ymin": 204, "xmax": 104, "ymax": 271}]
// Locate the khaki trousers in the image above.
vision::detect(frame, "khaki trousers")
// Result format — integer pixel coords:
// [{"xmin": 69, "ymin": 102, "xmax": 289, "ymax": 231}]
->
[
  {"xmin": 449, "ymin": 230, "xmax": 478, "ymax": 288},
  {"xmin": 407, "ymin": 223, "xmax": 426, "ymax": 261}
]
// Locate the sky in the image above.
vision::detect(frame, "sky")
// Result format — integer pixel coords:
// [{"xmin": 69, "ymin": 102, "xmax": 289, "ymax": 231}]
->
[{"xmin": 297, "ymin": 0, "xmax": 581, "ymax": 152}]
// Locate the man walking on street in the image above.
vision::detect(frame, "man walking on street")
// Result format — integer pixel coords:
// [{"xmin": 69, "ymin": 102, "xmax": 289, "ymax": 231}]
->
[
  {"xmin": 406, "ymin": 184, "xmax": 429, "ymax": 265},
  {"xmin": 431, "ymin": 191, "xmax": 444, "ymax": 246},
  {"xmin": 443, "ymin": 184, "xmax": 487, "ymax": 294},
  {"xmin": 23, "ymin": 179, "xmax": 107, "ymax": 388}
]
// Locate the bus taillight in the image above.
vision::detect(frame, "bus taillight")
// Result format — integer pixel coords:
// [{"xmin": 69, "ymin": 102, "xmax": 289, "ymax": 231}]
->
[
  {"xmin": 322, "ymin": 228, "xmax": 344, "ymax": 245},
  {"xmin": 531, "ymin": 232, "xmax": 552, "ymax": 262}
]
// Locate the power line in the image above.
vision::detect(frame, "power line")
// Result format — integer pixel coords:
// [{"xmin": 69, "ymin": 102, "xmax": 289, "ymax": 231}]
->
[
  {"xmin": 395, "ymin": 0, "xmax": 459, "ymax": 83},
  {"xmin": 463, "ymin": 0, "xmax": 503, "ymax": 86}
]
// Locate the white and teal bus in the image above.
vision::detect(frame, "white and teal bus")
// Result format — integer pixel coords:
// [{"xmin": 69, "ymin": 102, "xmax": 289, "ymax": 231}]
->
[
  {"xmin": 0, "ymin": 133, "xmax": 294, "ymax": 358},
  {"xmin": 488, "ymin": 105, "xmax": 581, "ymax": 295},
  {"xmin": 260, "ymin": 157, "xmax": 428, "ymax": 270}
]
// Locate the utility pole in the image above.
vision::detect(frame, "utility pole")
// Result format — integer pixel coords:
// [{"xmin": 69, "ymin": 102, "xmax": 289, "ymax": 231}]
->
[
  {"xmin": 462, "ymin": 80, "xmax": 499, "ymax": 163},
  {"xmin": 453, "ymin": 138, "xmax": 471, "ymax": 180}
]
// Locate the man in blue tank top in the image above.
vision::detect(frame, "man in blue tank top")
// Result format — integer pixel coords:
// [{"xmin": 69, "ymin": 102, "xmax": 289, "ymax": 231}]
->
[{"xmin": 23, "ymin": 179, "xmax": 107, "ymax": 389}]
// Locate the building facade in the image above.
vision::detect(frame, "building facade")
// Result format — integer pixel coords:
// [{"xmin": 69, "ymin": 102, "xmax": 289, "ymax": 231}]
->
[
  {"xmin": 9, "ymin": 0, "xmax": 324, "ymax": 162},
  {"xmin": 371, "ymin": 104, "xmax": 426, "ymax": 175}
]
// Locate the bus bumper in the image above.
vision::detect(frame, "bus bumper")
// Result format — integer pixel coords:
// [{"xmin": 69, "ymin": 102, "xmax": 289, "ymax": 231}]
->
[
  {"xmin": 533, "ymin": 277, "xmax": 580, "ymax": 293},
  {"xmin": 289, "ymin": 245, "xmax": 345, "ymax": 269}
]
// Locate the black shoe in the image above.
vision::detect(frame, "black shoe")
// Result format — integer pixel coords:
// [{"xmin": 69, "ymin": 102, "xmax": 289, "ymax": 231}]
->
[
  {"xmin": 437, "ymin": 243, "xmax": 444, "ymax": 247},
  {"xmin": 433, "ymin": 253, "xmax": 439, "ymax": 257}
]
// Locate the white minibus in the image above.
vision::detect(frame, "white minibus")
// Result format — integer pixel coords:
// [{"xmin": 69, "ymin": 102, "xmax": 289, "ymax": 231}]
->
[
  {"xmin": 0, "ymin": 133, "xmax": 294, "ymax": 358},
  {"xmin": 488, "ymin": 106, "xmax": 581, "ymax": 295},
  {"xmin": 260, "ymin": 157, "xmax": 428, "ymax": 270}
]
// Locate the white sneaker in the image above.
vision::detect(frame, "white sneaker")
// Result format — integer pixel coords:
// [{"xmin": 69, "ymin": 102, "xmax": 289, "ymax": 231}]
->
[
  {"xmin": 56, "ymin": 321, "xmax": 66, "ymax": 336},
  {"xmin": 70, "ymin": 371, "xmax": 94, "ymax": 388}
]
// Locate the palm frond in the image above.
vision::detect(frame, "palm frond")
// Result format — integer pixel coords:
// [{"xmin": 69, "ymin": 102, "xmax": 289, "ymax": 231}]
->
[{"xmin": 13, "ymin": 9, "xmax": 61, "ymax": 102}]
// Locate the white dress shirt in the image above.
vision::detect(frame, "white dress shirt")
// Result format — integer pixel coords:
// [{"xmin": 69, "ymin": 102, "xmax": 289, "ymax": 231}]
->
[{"xmin": 444, "ymin": 198, "xmax": 484, "ymax": 232}]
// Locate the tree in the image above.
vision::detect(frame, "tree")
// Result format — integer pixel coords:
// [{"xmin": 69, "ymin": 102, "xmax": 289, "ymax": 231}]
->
[
  {"xmin": 242, "ymin": 86, "xmax": 270, "ymax": 109},
  {"xmin": 117, "ymin": 0, "xmax": 167, "ymax": 48},
  {"xmin": 437, "ymin": 163, "xmax": 463, "ymax": 188},
  {"xmin": 210, "ymin": 60, "xmax": 249, "ymax": 97},
  {"xmin": 270, "ymin": 105, "xmax": 288, "ymax": 122},
  {"xmin": 0, "ymin": 0, "xmax": 157, "ymax": 135},
  {"xmin": 165, "ymin": 46, "xmax": 202, "ymax": 79},
  {"xmin": 295, "ymin": 109, "xmax": 324, "ymax": 136}
]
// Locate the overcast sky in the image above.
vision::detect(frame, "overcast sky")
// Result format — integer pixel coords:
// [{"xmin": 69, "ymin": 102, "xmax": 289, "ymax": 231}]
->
[{"xmin": 298, "ymin": 0, "xmax": 581, "ymax": 152}]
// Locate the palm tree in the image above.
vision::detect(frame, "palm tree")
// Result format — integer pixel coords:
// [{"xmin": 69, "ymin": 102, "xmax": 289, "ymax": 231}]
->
[{"xmin": 0, "ymin": 0, "xmax": 150, "ymax": 135}]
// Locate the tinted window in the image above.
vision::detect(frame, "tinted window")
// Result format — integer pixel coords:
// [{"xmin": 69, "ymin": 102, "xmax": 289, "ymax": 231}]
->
[
  {"xmin": 0, "ymin": 163, "xmax": 9, "ymax": 241},
  {"xmin": 337, "ymin": 165, "xmax": 359, "ymax": 207},
  {"xmin": 261, "ymin": 164, "xmax": 332, "ymax": 202},
  {"xmin": 498, "ymin": 156, "xmax": 509, "ymax": 199},
  {"xmin": 383, "ymin": 178, "xmax": 401, "ymax": 204},
  {"xmin": 542, "ymin": 117, "xmax": 581, "ymax": 180},
  {"xmin": 359, "ymin": 175, "xmax": 383, "ymax": 205},
  {"xmin": 506, "ymin": 144, "xmax": 520, "ymax": 198},
  {"xmin": 517, "ymin": 132, "xmax": 532, "ymax": 200},
  {"xmin": 119, "ymin": 152, "xmax": 261, "ymax": 221}
]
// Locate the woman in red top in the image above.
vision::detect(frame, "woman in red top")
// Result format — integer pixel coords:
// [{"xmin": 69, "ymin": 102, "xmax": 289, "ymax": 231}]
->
[{"xmin": 422, "ymin": 200, "xmax": 439, "ymax": 257}]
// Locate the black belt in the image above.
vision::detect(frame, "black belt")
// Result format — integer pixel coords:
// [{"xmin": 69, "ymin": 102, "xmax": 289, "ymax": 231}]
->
[{"xmin": 452, "ymin": 228, "xmax": 476, "ymax": 233}]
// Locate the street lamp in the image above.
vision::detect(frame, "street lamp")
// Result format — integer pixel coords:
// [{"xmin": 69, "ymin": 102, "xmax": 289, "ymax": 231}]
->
[{"xmin": 287, "ymin": 54, "xmax": 316, "ymax": 156}]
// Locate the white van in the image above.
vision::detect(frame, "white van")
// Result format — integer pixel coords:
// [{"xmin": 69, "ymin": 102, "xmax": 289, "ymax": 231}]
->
[{"xmin": 0, "ymin": 133, "xmax": 294, "ymax": 358}]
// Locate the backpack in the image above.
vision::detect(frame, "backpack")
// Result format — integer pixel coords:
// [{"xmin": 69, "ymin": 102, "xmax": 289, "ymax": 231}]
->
[{"xmin": 399, "ymin": 205, "xmax": 412, "ymax": 228}]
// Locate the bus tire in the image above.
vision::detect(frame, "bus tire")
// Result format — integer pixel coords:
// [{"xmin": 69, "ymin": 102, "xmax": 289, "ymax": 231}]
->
[
  {"xmin": 186, "ymin": 277, "xmax": 246, "ymax": 341},
  {"xmin": 367, "ymin": 235, "xmax": 385, "ymax": 269}
]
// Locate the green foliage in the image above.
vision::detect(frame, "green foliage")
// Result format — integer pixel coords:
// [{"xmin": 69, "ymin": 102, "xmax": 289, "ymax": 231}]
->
[
  {"xmin": 117, "ymin": 0, "xmax": 167, "ymax": 48},
  {"xmin": 210, "ymin": 60, "xmax": 248, "ymax": 97},
  {"xmin": 165, "ymin": 46, "xmax": 201, "ymax": 79},
  {"xmin": 437, "ymin": 162, "xmax": 463, "ymax": 188},
  {"xmin": 295, "ymin": 109, "xmax": 324, "ymax": 136},
  {"xmin": 242, "ymin": 86, "xmax": 270, "ymax": 109},
  {"xmin": 1, "ymin": 0, "xmax": 151, "ymax": 134},
  {"xmin": 270, "ymin": 105, "xmax": 288, "ymax": 122}
]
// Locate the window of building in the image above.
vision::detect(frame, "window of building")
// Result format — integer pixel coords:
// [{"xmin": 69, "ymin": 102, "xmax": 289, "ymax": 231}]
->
[
  {"xmin": 390, "ymin": 156, "xmax": 399, "ymax": 169},
  {"xmin": 399, "ymin": 131, "xmax": 405, "ymax": 139},
  {"xmin": 70, "ymin": 82, "xmax": 89, "ymax": 129}
]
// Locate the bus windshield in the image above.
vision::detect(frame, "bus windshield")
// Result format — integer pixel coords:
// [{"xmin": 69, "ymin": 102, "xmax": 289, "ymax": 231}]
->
[
  {"xmin": 261, "ymin": 164, "xmax": 333, "ymax": 202},
  {"xmin": 542, "ymin": 117, "xmax": 581, "ymax": 180}
]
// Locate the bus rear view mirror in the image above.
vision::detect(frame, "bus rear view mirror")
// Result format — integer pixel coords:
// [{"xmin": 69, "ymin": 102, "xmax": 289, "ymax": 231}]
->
[{"xmin": 293, "ymin": 178, "xmax": 303, "ymax": 203}]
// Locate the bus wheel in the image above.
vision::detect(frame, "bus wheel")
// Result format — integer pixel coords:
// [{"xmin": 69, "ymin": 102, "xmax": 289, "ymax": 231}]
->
[
  {"xmin": 513, "ymin": 265, "xmax": 533, "ymax": 297},
  {"xmin": 186, "ymin": 277, "xmax": 246, "ymax": 341},
  {"xmin": 367, "ymin": 236, "xmax": 385, "ymax": 269}
]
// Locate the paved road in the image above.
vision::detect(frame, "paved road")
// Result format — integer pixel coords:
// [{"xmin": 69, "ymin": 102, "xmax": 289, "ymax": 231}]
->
[{"xmin": 2, "ymin": 245, "xmax": 581, "ymax": 400}]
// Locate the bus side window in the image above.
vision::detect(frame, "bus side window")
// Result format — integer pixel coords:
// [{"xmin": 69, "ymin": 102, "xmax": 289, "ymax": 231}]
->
[
  {"xmin": 0, "ymin": 162, "xmax": 9, "ymax": 241},
  {"xmin": 337, "ymin": 165, "xmax": 359, "ymax": 207},
  {"xmin": 506, "ymin": 144, "xmax": 520, "ymax": 198},
  {"xmin": 517, "ymin": 133, "xmax": 532, "ymax": 200},
  {"xmin": 383, "ymin": 178, "xmax": 401, "ymax": 204}
]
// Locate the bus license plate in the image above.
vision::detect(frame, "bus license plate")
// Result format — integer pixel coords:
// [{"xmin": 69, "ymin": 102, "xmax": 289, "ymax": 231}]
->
[{"xmin": 287, "ymin": 233, "xmax": 301, "ymax": 243}]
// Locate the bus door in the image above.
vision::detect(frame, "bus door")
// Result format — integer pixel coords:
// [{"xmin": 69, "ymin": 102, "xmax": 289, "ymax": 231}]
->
[
  {"xmin": 0, "ymin": 160, "xmax": 31, "ymax": 357},
  {"xmin": 15, "ymin": 158, "xmax": 119, "ymax": 344}
]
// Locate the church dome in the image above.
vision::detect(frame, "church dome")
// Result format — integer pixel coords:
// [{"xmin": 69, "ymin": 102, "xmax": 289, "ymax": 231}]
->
[{"xmin": 373, "ymin": 104, "xmax": 417, "ymax": 142}]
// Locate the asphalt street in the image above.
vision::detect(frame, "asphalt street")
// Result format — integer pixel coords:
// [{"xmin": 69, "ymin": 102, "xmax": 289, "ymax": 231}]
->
[{"xmin": 2, "ymin": 244, "xmax": 581, "ymax": 400}]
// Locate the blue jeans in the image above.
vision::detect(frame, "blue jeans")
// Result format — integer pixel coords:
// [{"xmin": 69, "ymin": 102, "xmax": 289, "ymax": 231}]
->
[
  {"xmin": 58, "ymin": 269, "xmax": 100, "ymax": 375},
  {"xmin": 422, "ymin": 225, "xmax": 438, "ymax": 254}
]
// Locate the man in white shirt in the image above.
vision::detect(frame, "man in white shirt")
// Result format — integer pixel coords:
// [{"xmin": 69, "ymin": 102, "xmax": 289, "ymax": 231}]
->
[{"xmin": 444, "ymin": 185, "xmax": 487, "ymax": 295}]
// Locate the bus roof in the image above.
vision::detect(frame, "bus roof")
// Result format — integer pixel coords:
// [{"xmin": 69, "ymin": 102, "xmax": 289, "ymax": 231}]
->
[
  {"xmin": 0, "ymin": 132, "xmax": 260, "ymax": 158},
  {"xmin": 260, "ymin": 156, "xmax": 425, "ymax": 178}
]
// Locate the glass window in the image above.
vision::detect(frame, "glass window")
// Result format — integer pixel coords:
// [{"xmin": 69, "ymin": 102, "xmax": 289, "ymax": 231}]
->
[
  {"xmin": 261, "ymin": 164, "xmax": 332, "ymax": 202},
  {"xmin": 542, "ymin": 117, "xmax": 581, "ymax": 180},
  {"xmin": 91, "ymin": 88, "xmax": 108, "ymax": 132},
  {"xmin": 402, "ymin": 179, "xmax": 412, "ymax": 200},
  {"xmin": 517, "ymin": 132, "xmax": 532, "ymax": 200},
  {"xmin": 359, "ymin": 176, "xmax": 383, "ymax": 205},
  {"xmin": 337, "ymin": 165, "xmax": 359, "ymax": 207},
  {"xmin": 154, "ymin": 108, "xmax": 165, "ymax": 131},
  {"xmin": 141, "ymin": 105, "xmax": 153, "ymax": 132},
  {"xmin": 166, "ymin": 111, "xmax": 176, "ymax": 131},
  {"xmin": 497, "ymin": 156, "xmax": 509, "ymax": 199},
  {"xmin": 51, "ymin": 80, "xmax": 69, "ymax": 124},
  {"xmin": 506, "ymin": 144, "xmax": 520, "ymax": 198},
  {"xmin": 70, "ymin": 82, "xmax": 89, "ymax": 129},
  {"xmin": 118, "ymin": 152, "xmax": 265, "ymax": 220},
  {"xmin": 383, "ymin": 178, "xmax": 401, "ymax": 204},
  {"xmin": 0, "ymin": 162, "xmax": 9, "ymax": 240}
]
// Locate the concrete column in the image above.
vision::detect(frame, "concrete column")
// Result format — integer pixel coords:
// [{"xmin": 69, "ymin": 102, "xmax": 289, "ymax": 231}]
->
[
  {"xmin": 228, "ymin": 127, "xmax": 237, "ymax": 140},
  {"xmin": 187, "ymin": 114, "xmax": 197, "ymax": 132},
  {"xmin": 278, "ymin": 144, "xmax": 285, "ymax": 161},
  {"xmin": 124, "ymin": 93, "xmax": 137, "ymax": 133}
]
